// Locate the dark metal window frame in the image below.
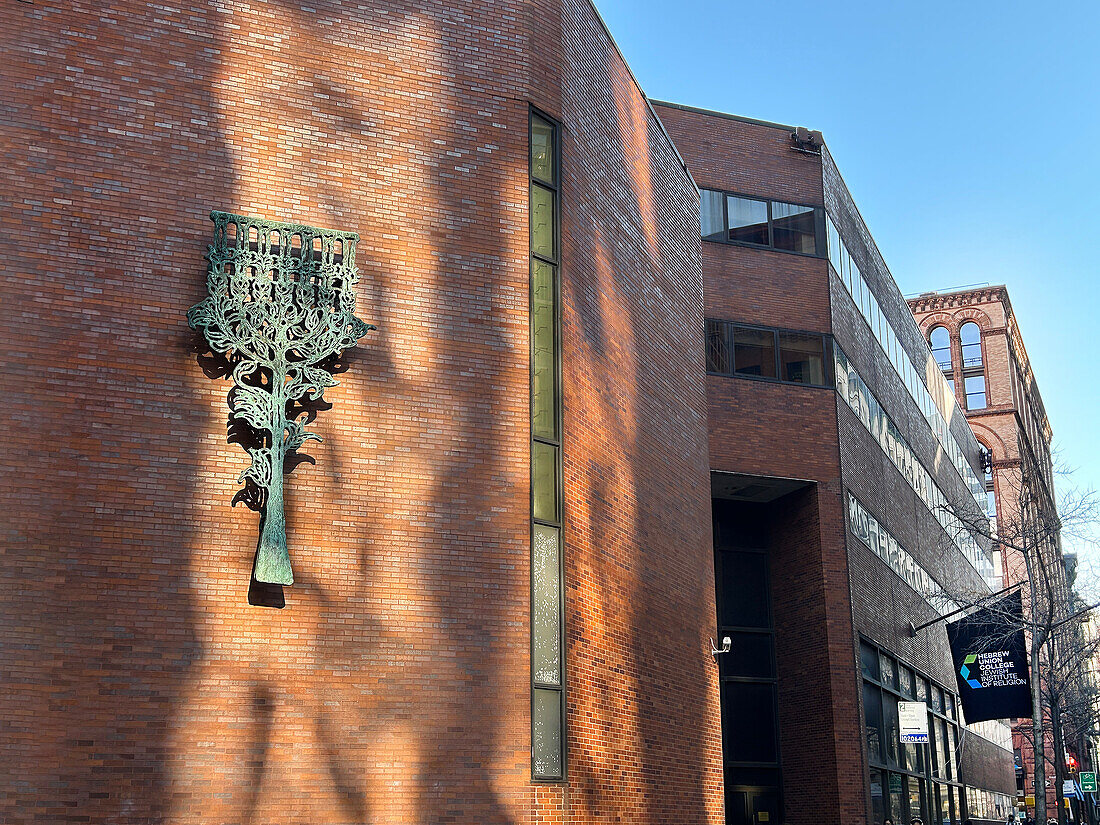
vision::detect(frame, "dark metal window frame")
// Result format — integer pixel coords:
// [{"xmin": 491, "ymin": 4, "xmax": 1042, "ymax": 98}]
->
[
  {"xmin": 705, "ymin": 318, "xmax": 834, "ymax": 389},
  {"xmin": 529, "ymin": 105, "xmax": 566, "ymax": 783},
  {"xmin": 701, "ymin": 187, "xmax": 826, "ymax": 259},
  {"xmin": 859, "ymin": 637, "xmax": 967, "ymax": 824}
]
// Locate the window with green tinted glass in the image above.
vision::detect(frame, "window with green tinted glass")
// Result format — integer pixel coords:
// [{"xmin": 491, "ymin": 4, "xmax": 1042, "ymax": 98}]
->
[{"xmin": 529, "ymin": 109, "xmax": 564, "ymax": 781}]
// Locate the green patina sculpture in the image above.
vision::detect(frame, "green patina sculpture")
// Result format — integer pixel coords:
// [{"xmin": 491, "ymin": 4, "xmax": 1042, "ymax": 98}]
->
[{"xmin": 188, "ymin": 211, "xmax": 375, "ymax": 585}]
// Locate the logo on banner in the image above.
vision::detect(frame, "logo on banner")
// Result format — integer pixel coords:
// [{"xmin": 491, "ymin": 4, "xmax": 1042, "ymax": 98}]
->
[{"xmin": 958, "ymin": 651, "xmax": 1028, "ymax": 690}]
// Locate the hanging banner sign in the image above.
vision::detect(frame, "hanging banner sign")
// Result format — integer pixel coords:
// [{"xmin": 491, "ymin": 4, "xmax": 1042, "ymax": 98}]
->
[
  {"xmin": 946, "ymin": 590, "xmax": 1033, "ymax": 724},
  {"xmin": 898, "ymin": 701, "xmax": 929, "ymax": 743}
]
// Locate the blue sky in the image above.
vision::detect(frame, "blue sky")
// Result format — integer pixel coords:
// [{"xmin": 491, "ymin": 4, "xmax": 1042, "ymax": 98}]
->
[{"xmin": 593, "ymin": 0, "xmax": 1100, "ymax": 565}]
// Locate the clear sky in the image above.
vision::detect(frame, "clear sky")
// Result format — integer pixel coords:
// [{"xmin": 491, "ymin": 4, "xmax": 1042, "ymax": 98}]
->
[{"xmin": 592, "ymin": 0, "xmax": 1100, "ymax": 566}]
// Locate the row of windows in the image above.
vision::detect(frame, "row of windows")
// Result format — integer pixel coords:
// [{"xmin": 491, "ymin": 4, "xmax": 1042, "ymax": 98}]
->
[
  {"xmin": 965, "ymin": 787, "xmax": 1015, "ymax": 822},
  {"xmin": 701, "ymin": 189, "xmax": 825, "ymax": 256},
  {"xmin": 930, "ymin": 323, "xmax": 983, "ymax": 371},
  {"xmin": 863, "ymin": 641, "xmax": 964, "ymax": 825},
  {"xmin": 825, "ymin": 215, "xmax": 988, "ymax": 517},
  {"xmin": 848, "ymin": 493, "xmax": 958, "ymax": 616},
  {"xmin": 706, "ymin": 320, "xmax": 831, "ymax": 386},
  {"xmin": 835, "ymin": 345, "xmax": 998, "ymax": 587},
  {"xmin": 529, "ymin": 110, "xmax": 564, "ymax": 782}
]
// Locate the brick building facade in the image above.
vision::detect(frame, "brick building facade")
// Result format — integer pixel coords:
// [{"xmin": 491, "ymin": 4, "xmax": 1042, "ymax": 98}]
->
[
  {"xmin": 1, "ymin": 2, "xmax": 1042, "ymax": 825},
  {"xmin": 1, "ymin": 2, "xmax": 719, "ymax": 823}
]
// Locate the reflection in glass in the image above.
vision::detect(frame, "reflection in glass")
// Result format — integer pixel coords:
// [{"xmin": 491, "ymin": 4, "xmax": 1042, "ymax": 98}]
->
[
  {"xmin": 907, "ymin": 774, "xmax": 925, "ymax": 823},
  {"xmin": 727, "ymin": 195, "xmax": 769, "ymax": 245},
  {"xmin": 701, "ymin": 189, "xmax": 726, "ymax": 242},
  {"xmin": 531, "ymin": 117, "xmax": 555, "ymax": 183},
  {"xmin": 706, "ymin": 319, "xmax": 730, "ymax": 373},
  {"xmin": 733, "ymin": 326, "xmax": 777, "ymax": 378},
  {"xmin": 864, "ymin": 682, "xmax": 883, "ymax": 763},
  {"xmin": 532, "ymin": 688, "xmax": 562, "ymax": 777},
  {"xmin": 531, "ymin": 184, "xmax": 555, "ymax": 259},
  {"xmin": 965, "ymin": 374, "xmax": 986, "ymax": 409},
  {"xmin": 772, "ymin": 201, "xmax": 817, "ymax": 253},
  {"xmin": 931, "ymin": 325, "xmax": 952, "ymax": 370},
  {"xmin": 883, "ymin": 693, "xmax": 901, "ymax": 767},
  {"xmin": 532, "ymin": 524, "xmax": 561, "ymax": 684},
  {"xmin": 779, "ymin": 332, "xmax": 825, "ymax": 385},
  {"xmin": 531, "ymin": 261, "xmax": 557, "ymax": 439},
  {"xmin": 871, "ymin": 768, "xmax": 886, "ymax": 825},
  {"xmin": 961, "ymin": 322, "xmax": 982, "ymax": 367}
]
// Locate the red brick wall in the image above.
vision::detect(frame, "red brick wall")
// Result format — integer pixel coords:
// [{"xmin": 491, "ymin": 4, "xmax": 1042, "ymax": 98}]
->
[
  {"xmin": 0, "ymin": 1, "xmax": 712, "ymax": 823},
  {"xmin": 656, "ymin": 102, "xmax": 865, "ymax": 825}
]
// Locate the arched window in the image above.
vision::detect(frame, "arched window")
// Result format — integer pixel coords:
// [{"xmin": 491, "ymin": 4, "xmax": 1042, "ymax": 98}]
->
[
  {"xmin": 960, "ymin": 322, "xmax": 982, "ymax": 367},
  {"xmin": 930, "ymin": 326, "xmax": 952, "ymax": 371}
]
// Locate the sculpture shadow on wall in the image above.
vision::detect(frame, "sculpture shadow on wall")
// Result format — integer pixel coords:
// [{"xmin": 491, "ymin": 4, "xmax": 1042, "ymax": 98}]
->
[{"xmin": 188, "ymin": 329, "xmax": 351, "ymax": 608}]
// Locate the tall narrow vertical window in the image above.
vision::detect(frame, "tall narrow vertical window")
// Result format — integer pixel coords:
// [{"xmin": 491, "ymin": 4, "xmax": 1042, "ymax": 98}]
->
[
  {"xmin": 529, "ymin": 110, "xmax": 564, "ymax": 781},
  {"xmin": 965, "ymin": 374, "xmax": 986, "ymax": 410},
  {"xmin": 930, "ymin": 326, "xmax": 952, "ymax": 371}
]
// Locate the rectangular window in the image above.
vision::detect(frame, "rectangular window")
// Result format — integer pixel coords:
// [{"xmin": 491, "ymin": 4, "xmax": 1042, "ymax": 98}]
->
[
  {"xmin": 778, "ymin": 332, "xmax": 825, "ymax": 385},
  {"xmin": 701, "ymin": 189, "xmax": 726, "ymax": 242},
  {"xmin": 733, "ymin": 326, "xmax": 778, "ymax": 379},
  {"xmin": 699, "ymin": 189, "xmax": 823, "ymax": 256},
  {"xmin": 965, "ymin": 374, "xmax": 986, "ymax": 409},
  {"xmin": 772, "ymin": 201, "xmax": 817, "ymax": 254},
  {"xmin": 727, "ymin": 195, "xmax": 769, "ymax": 245},
  {"xmin": 530, "ymin": 110, "xmax": 564, "ymax": 781}
]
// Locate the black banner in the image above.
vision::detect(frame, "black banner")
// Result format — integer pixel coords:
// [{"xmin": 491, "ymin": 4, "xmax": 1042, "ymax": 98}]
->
[{"xmin": 946, "ymin": 590, "xmax": 1033, "ymax": 724}]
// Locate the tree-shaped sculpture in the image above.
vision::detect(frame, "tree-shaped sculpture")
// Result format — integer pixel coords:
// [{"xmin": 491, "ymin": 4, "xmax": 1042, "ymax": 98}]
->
[{"xmin": 188, "ymin": 211, "xmax": 375, "ymax": 585}]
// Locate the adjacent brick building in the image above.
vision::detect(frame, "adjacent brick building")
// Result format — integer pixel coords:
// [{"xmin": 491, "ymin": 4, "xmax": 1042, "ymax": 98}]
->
[
  {"xmin": 655, "ymin": 101, "xmax": 1016, "ymax": 825},
  {"xmin": 909, "ymin": 286, "xmax": 1070, "ymax": 818}
]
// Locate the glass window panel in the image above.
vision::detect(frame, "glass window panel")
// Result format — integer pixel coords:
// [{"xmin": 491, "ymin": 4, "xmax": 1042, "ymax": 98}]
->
[
  {"xmin": 532, "ymin": 524, "xmax": 561, "ymax": 686},
  {"xmin": 532, "ymin": 441, "xmax": 558, "ymax": 523},
  {"xmin": 883, "ymin": 692, "xmax": 901, "ymax": 767},
  {"xmin": 932, "ymin": 685, "xmax": 944, "ymax": 714},
  {"xmin": 531, "ymin": 117, "xmax": 555, "ymax": 183},
  {"xmin": 733, "ymin": 326, "xmax": 777, "ymax": 379},
  {"xmin": 937, "ymin": 782, "xmax": 951, "ymax": 825},
  {"xmin": 701, "ymin": 190, "xmax": 726, "ymax": 242},
  {"xmin": 871, "ymin": 768, "xmax": 887, "ymax": 825},
  {"xmin": 772, "ymin": 201, "xmax": 817, "ymax": 254},
  {"xmin": 722, "ymin": 682, "xmax": 778, "ymax": 763},
  {"xmin": 965, "ymin": 374, "xmax": 986, "ymax": 410},
  {"xmin": 531, "ymin": 260, "xmax": 557, "ymax": 439},
  {"xmin": 907, "ymin": 775, "xmax": 926, "ymax": 824},
  {"xmin": 718, "ymin": 632, "xmax": 775, "ymax": 679},
  {"xmin": 532, "ymin": 688, "xmax": 562, "ymax": 778},
  {"xmin": 899, "ymin": 666, "xmax": 915, "ymax": 698},
  {"xmin": 706, "ymin": 319, "xmax": 730, "ymax": 374},
  {"xmin": 960, "ymin": 322, "xmax": 982, "ymax": 367},
  {"xmin": 531, "ymin": 183, "xmax": 555, "ymax": 259},
  {"xmin": 903, "ymin": 741, "xmax": 923, "ymax": 774},
  {"xmin": 861, "ymin": 641, "xmax": 881, "ymax": 681},
  {"xmin": 727, "ymin": 195, "xmax": 769, "ymax": 245},
  {"xmin": 930, "ymin": 326, "xmax": 952, "ymax": 370},
  {"xmin": 778, "ymin": 332, "xmax": 825, "ymax": 385},
  {"xmin": 917, "ymin": 677, "xmax": 929, "ymax": 704},
  {"xmin": 864, "ymin": 682, "xmax": 884, "ymax": 764},
  {"xmin": 880, "ymin": 652, "xmax": 898, "ymax": 690},
  {"xmin": 888, "ymin": 772, "xmax": 905, "ymax": 822},
  {"xmin": 946, "ymin": 724, "xmax": 957, "ymax": 781},
  {"xmin": 718, "ymin": 550, "xmax": 770, "ymax": 628}
]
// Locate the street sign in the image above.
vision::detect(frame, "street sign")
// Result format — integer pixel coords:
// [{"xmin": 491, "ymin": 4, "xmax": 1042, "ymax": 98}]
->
[
  {"xmin": 898, "ymin": 701, "xmax": 929, "ymax": 744},
  {"xmin": 1081, "ymin": 772, "xmax": 1096, "ymax": 793}
]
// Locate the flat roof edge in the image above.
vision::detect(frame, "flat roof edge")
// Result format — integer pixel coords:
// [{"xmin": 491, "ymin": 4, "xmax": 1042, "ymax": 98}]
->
[{"xmin": 649, "ymin": 100, "xmax": 798, "ymax": 134}]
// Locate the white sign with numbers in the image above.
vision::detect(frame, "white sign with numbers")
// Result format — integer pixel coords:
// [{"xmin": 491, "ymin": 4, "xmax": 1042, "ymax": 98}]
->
[{"xmin": 899, "ymin": 701, "xmax": 929, "ymax": 743}]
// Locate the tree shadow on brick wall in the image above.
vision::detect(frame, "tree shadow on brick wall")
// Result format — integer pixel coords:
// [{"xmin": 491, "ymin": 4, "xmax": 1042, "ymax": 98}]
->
[{"xmin": 0, "ymin": 4, "xmax": 233, "ymax": 823}]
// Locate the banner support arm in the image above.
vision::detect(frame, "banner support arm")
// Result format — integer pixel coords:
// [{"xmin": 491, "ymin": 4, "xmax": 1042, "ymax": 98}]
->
[{"xmin": 908, "ymin": 581, "xmax": 1024, "ymax": 636}]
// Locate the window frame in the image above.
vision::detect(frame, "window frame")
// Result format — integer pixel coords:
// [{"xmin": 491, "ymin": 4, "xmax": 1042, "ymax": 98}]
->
[
  {"xmin": 699, "ymin": 187, "xmax": 826, "ymax": 259},
  {"xmin": 705, "ymin": 318, "xmax": 834, "ymax": 389},
  {"xmin": 529, "ymin": 105, "xmax": 566, "ymax": 783}
]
